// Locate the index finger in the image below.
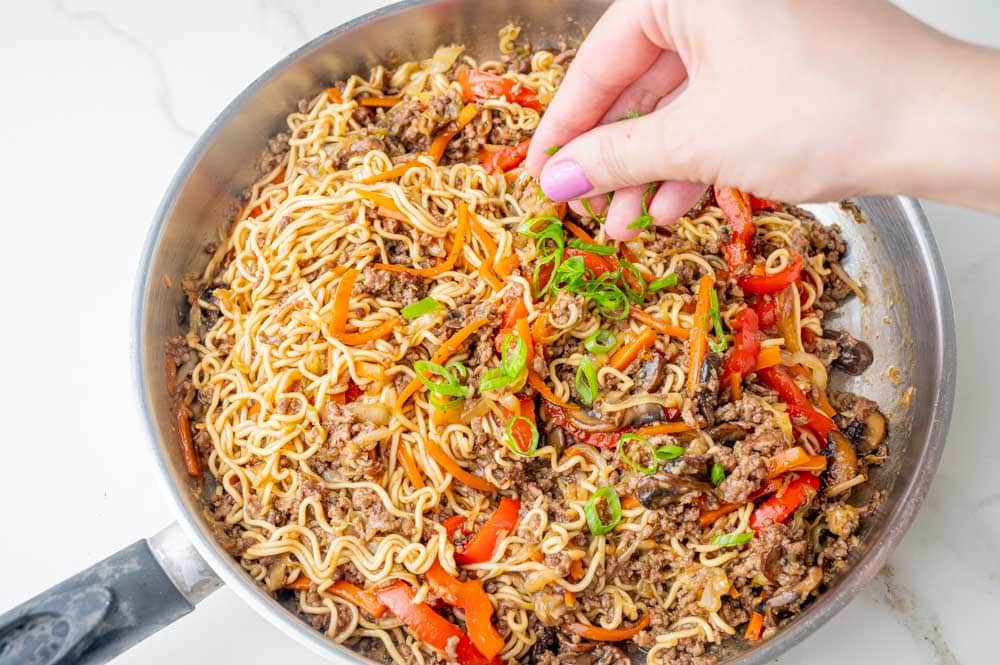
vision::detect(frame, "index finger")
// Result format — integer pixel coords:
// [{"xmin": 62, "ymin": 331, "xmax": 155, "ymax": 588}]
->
[{"xmin": 525, "ymin": 0, "xmax": 675, "ymax": 175}]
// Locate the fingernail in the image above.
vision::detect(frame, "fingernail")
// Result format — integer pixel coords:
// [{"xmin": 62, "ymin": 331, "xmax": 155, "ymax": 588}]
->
[{"xmin": 540, "ymin": 160, "xmax": 593, "ymax": 201}]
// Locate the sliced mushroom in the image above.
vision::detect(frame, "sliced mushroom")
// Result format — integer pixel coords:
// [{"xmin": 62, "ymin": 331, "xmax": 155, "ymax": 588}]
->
[
  {"xmin": 760, "ymin": 545, "xmax": 783, "ymax": 582},
  {"xmin": 621, "ymin": 402, "xmax": 666, "ymax": 427},
  {"xmin": 765, "ymin": 590, "xmax": 799, "ymax": 610},
  {"xmin": 706, "ymin": 422, "xmax": 751, "ymax": 444},
  {"xmin": 528, "ymin": 627, "xmax": 559, "ymax": 665},
  {"xmin": 859, "ymin": 410, "xmax": 887, "ymax": 453},
  {"xmin": 637, "ymin": 352, "xmax": 667, "ymax": 393},
  {"xmin": 794, "ymin": 566, "xmax": 823, "ymax": 598},
  {"xmin": 636, "ymin": 464, "xmax": 714, "ymax": 509},
  {"xmin": 545, "ymin": 426, "xmax": 565, "ymax": 449},
  {"xmin": 826, "ymin": 330, "xmax": 874, "ymax": 375},
  {"xmin": 694, "ymin": 353, "xmax": 721, "ymax": 426},
  {"xmin": 566, "ymin": 406, "xmax": 622, "ymax": 433},
  {"xmin": 827, "ymin": 431, "xmax": 859, "ymax": 486}
]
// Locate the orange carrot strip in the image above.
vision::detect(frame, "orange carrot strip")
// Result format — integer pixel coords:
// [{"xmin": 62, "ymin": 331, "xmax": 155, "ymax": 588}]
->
[
  {"xmin": 362, "ymin": 160, "xmax": 421, "ymax": 185},
  {"xmin": 424, "ymin": 438, "xmax": 498, "ymax": 493},
  {"xmin": 789, "ymin": 365, "xmax": 838, "ymax": 417},
  {"xmin": 331, "ymin": 580, "xmax": 388, "ymax": 618},
  {"xmin": 285, "ymin": 575, "xmax": 313, "ymax": 591},
  {"xmin": 374, "ymin": 201, "xmax": 469, "ymax": 277},
  {"xmin": 687, "ymin": 274, "xmax": 715, "ymax": 397},
  {"xmin": 755, "ymin": 346, "xmax": 782, "ymax": 370},
  {"xmin": 629, "ymin": 309, "xmax": 690, "ymax": 339},
  {"xmin": 745, "ymin": 611, "xmax": 765, "ymax": 641},
  {"xmin": 621, "ymin": 496, "xmax": 642, "ymax": 510},
  {"xmin": 334, "ymin": 319, "xmax": 397, "ymax": 346},
  {"xmin": 376, "ymin": 206, "xmax": 412, "ymax": 225},
  {"xmin": 355, "ymin": 189, "xmax": 401, "ymax": 212},
  {"xmin": 327, "ymin": 88, "xmax": 343, "ymax": 103},
  {"xmin": 767, "ymin": 446, "xmax": 812, "ymax": 478},
  {"xmin": 175, "ymin": 399, "xmax": 200, "ymax": 477},
  {"xmin": 568, "ymin": 614, "xmax": 650, "ymax": 642},
  {"xmin": 396, "ymin": 317, "xmax": 491, "ymax": 410},
  {"xmin": 609, "ymin": 328, "xmax": 657, "ymax": 371},
  {"xmin": 564, "ymin": 592, "xmax": 577, "ymax": 607},
  {"xmin": 636, "ymin": 422, "xmax": 693, "ymax": 437},
  {"xmin": 428, "ymin": 103, "xmax": 478, "ymax": 163},
  {"xmin": 563, "ymin": 220, "xmax": 596, "ymax": 244},
  {"xmin": 469, "ymin": 216, "xmax": 503, "ymax": 291},
  {"xmin": 698, "ymin": 503, "xmax": 742, "ymax": 528},
  {"xmin": 569, "ymin": 559, "xmax": 585, "ymax": 582},
  {"xmin": 329, "ymin": 269, "xmax": 398, "ymax": 345},
  {"xmin": 397, "ymin": 443, "xmax": 426, "ymax": 489},
  {"xmin": 731, "ymin": 372, "xmax": 743, "ymax": 401},
  {"xmin": 358, "ymin": 95, "xmax": 401, "ymax": 107},
  {"xmin": 528, "ymin": 370, "xmax": 569, "ymax": 407},
  {"xmin": 493, "ymin": 253, "xmax": 519, "ymax": 278}
]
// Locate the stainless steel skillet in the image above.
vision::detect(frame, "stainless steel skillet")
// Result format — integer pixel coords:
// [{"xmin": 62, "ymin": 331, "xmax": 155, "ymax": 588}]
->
[{"xmin": 0, "ymin": 1, "xmax": 955, "ymax": 663}]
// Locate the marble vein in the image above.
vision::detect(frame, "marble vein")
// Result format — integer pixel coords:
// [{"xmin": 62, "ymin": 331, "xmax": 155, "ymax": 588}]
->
[{"xmin": 876, "ymin": 565, "xmax": 959, "ymax": 665}]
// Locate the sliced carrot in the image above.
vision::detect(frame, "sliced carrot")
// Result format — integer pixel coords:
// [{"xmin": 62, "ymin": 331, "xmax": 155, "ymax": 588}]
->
[
  {"xmin": 428, "ymin": 103, "xmax": 478, "ymax": 163},
  {"xmin": 373, "ymin": 201, "xmax": 469, "ymax": 277},
  {"xmin": 376, "ymin": 206, "xmax": 412, "ymax": 225},
  {"xmin": 330, "ymin": 269, "xmax": 396, "ymax": 345},
  {"xmin": 493, "ymin": 253, "xmax": 520, "ymax": 278},
  {"xmin": 564, "ymin": 591, "xmax": 577, "ymax": 607},
  {"xmin": 687, "ymin": 275, "xmax": 715, "ymax": 397},
  {"xmin": 698, "ymin": 503, "xmax": 742, "ymax": 528},
  {"xmin": 355, "ymin": 189, "xmax": 401, "ymax": 212},
  {"xmin": 563, "ymin": 220, "xmax": 596, "ymax": 244},
  {"xmin": 330, "ymin": 580, "xmax": 388, "ymax": 618},
  {"xmin": 568, "ymin": 614, "xmax": 650, "ymax": 642},
  {"xmin": 527, "ymin": 370, "xmax": 568, "ymax": 407},
  {"xmin": 469, "ymin": 216, "xmax": 503, "ymax": 291},
  {"xmin": 569, "ymin": 559, "xmax": 585, "ymax": 582},
  {"xmin": 745, "ymin": 611, "xmax": 765, "ymax": 641},
  {"xmin": 768, "ymin": 446, "xmax": 827, "ymax": 478},
  {"xmin": 755, "ymin": 346, "xmax": 782, "ymax": 370},
  {"xmin": 609, "ymin": 328, "xmax": 657, "ymax": 371},
  {"xmin": 327, "ymin": 88, "xmax": 343, "ymax": 103},
  {"xmin": 629, "ymin": 309, "xmax": 690, "ymax": 339},
  {"xmin": 636, "ymin": 422, "xmax": 692, "ymax": 437},
  {"xmin": 424, "ymin": 438, "xmax": 498, "ymax": 493},
  {"xmin": 357, "ymin": 95, "xmax": 401, "ymax": 107},
  {"xmin": 285, "ymin": 575, "xmax": 312, "ymax": 591},
  {"xmin": 731, "ymin": 372, "xmax": 743, "ymax": 401},
  {"xmin": 397, "ymin": 443, "xmax": 426, "ymax": 489},
  {"xmin": 621, "ymin": 496, "xmax": 642, "ymax": 510}
]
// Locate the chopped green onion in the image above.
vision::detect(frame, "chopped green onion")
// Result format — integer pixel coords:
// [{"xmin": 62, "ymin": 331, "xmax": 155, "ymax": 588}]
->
[
  {"xmin": 708, "ymin": 288, "xmax": 728, "ymax": 353},
  {"xmin": 653, "ymin": 444, "xmax": 685, "ymax": 461},
  {"xmin": 506, "ymin": 416, "xmax": 540, "ymax": 456},
  {"xmin": 619, "ymin": 259, "xmax": 647, "ymax": 304},
  {"xmin": 605, "ymin": 192, "xmax": 614, "ymax": 206},
  {"xmin": 428, "ymin": 392, "xmax": 463, "ymax": 410},
  {"xmin": 711, "ymin": 463, "xmax": 726, "ymax": 486},
  {"xmin": 583, "ymin": 279, "xmax": 630, "ymax": 320},
  {"xmin": 536, "ymin": 184, "xmax": 547, "ymax": 201},
  {"xmin": 623, "ymin": 109, "xmax": 643, "ymax": 119},
  {"xmin": 413, "ymin": 360, "xmax": 468, "ymax": 398},
  {"xmin": 617, "ymin": 433, "xmax": 658, "ymax": 475},
  {"xmin": 626, "ymin": 183, "xmax": 658, "ymax": 230},
  {"xmin": 445, "ymin": 359, "xmax": 468, "ymax": 381},
  {"xmin": 517, "ymin": 215, "xmax": 562, "ymax": 239},
  {"xmin": 648, "ymin": 273, "xmax": 679, "ymax": 293},
  {"xmin": 500, "ymin": 333, "xmax": 528, "ymax": 378},
  {"xmin": 575, "ymin": 357, "xmax": 598, "ymax": 406},
  {"xmin": 531, "ymin": 254, "xmax": 560, "ymax": 298},
  {"xmin": 567, "ymin": 238, "xmax": 616, "ymax": 255},
  {"xmin": 710, "ymin": 530, "xmax": 754, "ymax": 547},
  {"xmin": 582, "ymin": 198, "xmax": 604, "ymax": 223},
  {"xmin": 584, "ymin": 329, "xmax": 617, "ymax": 354},
  {"xmin": 584, "ymin": 486, "xmax": 622, "ymax": 536},
  {"xmin": 401, "ymin": 296, "xmax": 441, "ymax": 319},
  {"xmin": 479, "ymin": 366, "xmax": 516, "ymax": 393},
  {"xmin": 544, "ymin": 145, "xmax": 561, "ymax": 155}
]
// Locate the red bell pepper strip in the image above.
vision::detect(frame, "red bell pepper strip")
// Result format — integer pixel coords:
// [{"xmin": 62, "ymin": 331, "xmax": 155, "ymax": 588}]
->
[
  {"xmin": 456, "ymin": 68, "xmax": 541, "ymax": 111},
  {"xmin": 564, "ymin": 247, "xmax": 617, "ymax": 277},
  {"xmin": 425, "ymin": 561, "xmax": 505, "ymax": 659},
  {"xmin": 749, "ymin": 474, "xmax": 821, "ymax": 528},
  {"xmin": 715, "ymin": 187, "xmax": 756, "ymax": 271},
  {"xmin": 757, "ymin": 366, "xmax": 838, "ymax": 441},
  {"xmin": 738, "ymin": 254, "xmax": 805, "ymax": 295},
  {"xmin": 510, "ymin": 396, "xmax": 537, "ymax": 454},
  {"xmin": 749, "ymin": 194, "xmax": 780, "ymax": 211},
  {"xmin": 376, "ymin": 582, "xmax": 499, "ymax": 665},
  {"xmin": 749, "ymin": 295, "xmax": 777, "ymax": 328},
  {"xmin": 723, "ymin": 308, "xmax": 761, "ymax": 381},
  {"xmin": 481, "ymin": 139, "xmax": 531, "ymax": 173},
  {"xmin": 442, "ymin": 515, "xmax": 466, "ymax": 538},
  {"xmin": 454, "ymin": 497, "xmax": 521, "ymax": 564}
]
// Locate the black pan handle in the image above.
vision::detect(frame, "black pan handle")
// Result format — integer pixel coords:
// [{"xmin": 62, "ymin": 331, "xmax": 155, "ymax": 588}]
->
[{"xmin": 0, "ymin": 523, "xmax": 222, "ymax": 665}]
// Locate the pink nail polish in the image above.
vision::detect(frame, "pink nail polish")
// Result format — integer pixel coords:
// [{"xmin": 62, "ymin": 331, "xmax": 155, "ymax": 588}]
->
[{"xmin": 540, "ymin": 160, "xmax": 593, "ymax": 201}]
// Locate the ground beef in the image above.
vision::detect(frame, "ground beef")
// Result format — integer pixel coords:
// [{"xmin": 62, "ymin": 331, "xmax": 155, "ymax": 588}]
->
[
  {"xmin": 359, "ymin": 265, "xmax": 427, "ymax": 305},
  {"xmin": 257, "ymin": 131, "xmax": 289, "ymax": 173},
  {"xmin": 717, "ymin": 430, "xmax": 786, "ymax": 503},
  {"xmin": 379, "ymin": 93, "xmax": 460, "ymax": 155},
  {"xmin": 314, "ymin": 403, "xmax": 384, "ymax": 482},
  {"xmin": 351, "ymin": 487, "xmax": 401, "ymax": 539},
  {"xmin": 336, "ymin": 136, "xmax": 386, "ymax": 168}
]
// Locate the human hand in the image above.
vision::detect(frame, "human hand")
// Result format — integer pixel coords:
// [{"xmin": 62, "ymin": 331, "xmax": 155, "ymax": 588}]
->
[{"xmin": 525, "ymin": 0, "xmax": 997, "ymax": 239}]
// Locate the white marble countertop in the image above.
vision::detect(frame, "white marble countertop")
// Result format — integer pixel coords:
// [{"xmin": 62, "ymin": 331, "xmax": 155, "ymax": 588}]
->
[{"xmin": 1, "ymin": 1, "xmax": 997, "ymax": 664}]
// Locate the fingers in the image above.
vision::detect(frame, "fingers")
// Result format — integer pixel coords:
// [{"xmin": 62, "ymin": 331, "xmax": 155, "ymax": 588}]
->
[
  {"xmin": 537, "ymin": 97, "xmax": 695, "ymax": 201},
  {"xmin": 525, "ymin": 0, "xmax": 675, "ymax": 175},
  {"xmin": 599, "ymin": 51, "xmax": 687, "ymax": 124},
  {"xmin": 568, "ymin": 194, "xmax": 609, "ymax": 220},
  {"xmin": 603, "ymin": 185, "xmax": 653, "ymax": 241},
  {"xmin": 649, "ymin": 181, "xmax": 708, "ymax": 226}
]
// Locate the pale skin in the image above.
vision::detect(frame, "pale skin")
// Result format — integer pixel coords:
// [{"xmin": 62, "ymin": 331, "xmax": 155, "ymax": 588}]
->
[{"xmin": 525, "ymin": 0, "xmax": 1000, "ymax": 241}]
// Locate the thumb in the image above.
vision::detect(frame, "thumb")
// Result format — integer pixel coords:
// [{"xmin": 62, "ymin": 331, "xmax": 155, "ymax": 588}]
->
[{"xmin": 537, "ymin": 99, "xmax": 699, "ymax": 201}]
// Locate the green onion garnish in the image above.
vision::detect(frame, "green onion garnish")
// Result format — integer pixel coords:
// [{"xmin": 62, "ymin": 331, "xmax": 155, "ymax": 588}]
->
[
  {"xmin": 708, "ymin": 288, "xmax": 728, "ymax": 353},
  {"xmin": 653, "ymin": 444, "xmax": 685, "ymax": 461},
  {"xmin": 544, "ymin": 145, "xmax": 561, "ymax": 156},
  {"xmin": 506, "ymin": 416, "xmax": 540, "ymax": 456},
  {"xmin": 428, "ymin": 392, "xmax": 463, "ymax": 410},
  {"xmin": 584, "ymin": 329, "xmax": 617, "ymax": 354},
  {"xmin": 623, "ymin": 109, "xmax": 643, "ymax": 119},
  {"xmin": 648, "ymin": 273, "xmax": 679, "ymax": 293},
  {"xmin": 413, "ymin": 360, "xmax": 468, "ymax": 397},
  {"xmin": 618, "ymin": 259, "xmax": 647, "ymax": 304},
  {"xmin": 551, "ymin": 255, "xmax": 587, "ymax": 292},
  {"xmin": 627, "ymin": 183, "xmax": 658, "ymax": 230},
  {"xmin": 575, "ymin": 357, "xmax": 598, "ymax": 406},
  {"xmin": 581, "ymin": 198, "xmax": 604, "ymax": 223},
  {"xmin": 445, "ymin": 359, "xmax": 468, "ymax": 381},
  {"xmin": 584, "ymin": 486, "xmax": 622, "ymax": 535},
  {"xmin": 567, "ymin": 238, "xmax": 616, "ymax": 255},
  {"xmin": 711, "ymin": 463, "xmax": 726, "ymax": 486},
  {"xmin": 401, "ymin": 297, "xmax": 441, "ymax": 319},
  {"xmin": 536, "ymin": 184, "xmax": 547, "ymax": 201},
  {"xmin": 617, "ymin": 433, "xmax": 658, "ymax": 475},
  {"xmin": 500, "ymin": 333, "xmax": 527, "ymax": 377},
  {"xmin": 710, "ymin": 531, "xmax": 754, "ymax": 547},
  {"xmin": 479, "ymin": 367, "xmax": 516, "ymax": 393}
]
